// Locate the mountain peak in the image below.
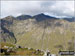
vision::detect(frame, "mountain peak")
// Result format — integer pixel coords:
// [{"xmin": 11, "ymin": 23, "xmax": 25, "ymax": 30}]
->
[
  {"xmin": 4, "ymin": 15, "xmax": 14, "ymax": 19},
  {"xmin": 16, "ymin": 15, "xmax": 32, "ymax": 20},
  {"xmin": 38, "ymin": 13, "xmax": 45, "ymax": 15},
  {"xmin": 33, "ymin": 13, "xmax": 58, "ymax": 21}
]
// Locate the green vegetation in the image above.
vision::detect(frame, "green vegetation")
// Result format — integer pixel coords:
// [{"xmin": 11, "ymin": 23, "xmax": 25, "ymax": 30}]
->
[
  {"xmin": 0, "ymin": 42, "xmax": 44, "ymax": 56},
  {"xmin": 15, "ymin": 28, "xmax": 75, "ymax": 54}
]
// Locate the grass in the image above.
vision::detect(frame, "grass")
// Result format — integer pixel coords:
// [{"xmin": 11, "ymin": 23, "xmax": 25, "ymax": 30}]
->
[
  {"xmin": 0, "ymin": 42, "xmax": 44, "ymax": 56},
  {"xmin": 15, "ymin": 26, "xmax": 75, "ymax": 54}
]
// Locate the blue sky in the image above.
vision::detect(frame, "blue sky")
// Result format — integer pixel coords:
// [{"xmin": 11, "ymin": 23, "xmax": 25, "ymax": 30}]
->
[{"xmin": 1, "ymin": 1, "xmax": 74, "ymax": 18}]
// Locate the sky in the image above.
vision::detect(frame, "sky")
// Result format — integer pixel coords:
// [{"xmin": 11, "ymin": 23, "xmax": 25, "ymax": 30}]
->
[{"xmin": 1, "ymin": 1, "xmax": 75, "ymax": 18}]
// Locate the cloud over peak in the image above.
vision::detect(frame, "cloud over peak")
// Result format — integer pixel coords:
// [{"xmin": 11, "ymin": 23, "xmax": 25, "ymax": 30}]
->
[{"xmin": 1, "ymin": 1, "xmax": 74, "ymax": 18}]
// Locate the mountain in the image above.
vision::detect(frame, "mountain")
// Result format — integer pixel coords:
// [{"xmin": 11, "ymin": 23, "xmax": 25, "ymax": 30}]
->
[
  {"xmin": 0, "ymin": 13, "xmax": 75, "ymax": 54},
  {"xmin": 16, "ymin": 13, "xmax": 58, "ymax": 21},
  {"xmin": 63, "ymin": 17, "xmax": 75, "ymax": 22},
  {"xmin": 16, "ymin": 15, "xmax": 32, "ymax": 20},
  {"xmin": 33, "ymin": 13, "xmax": 58, "ymax": 21},
  {"xmin": 0, "ymin": 16, "xmax": 17, "ymax": 44}
]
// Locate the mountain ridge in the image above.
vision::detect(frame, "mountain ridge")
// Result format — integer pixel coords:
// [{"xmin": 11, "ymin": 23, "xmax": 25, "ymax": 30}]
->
[
  {"xmin": 1, "ymin": 13, "xmax": 75, "ymax": 22},
  {"xmin": 0, "ymin": 13, "xmax": 75, "ymax": 54}
]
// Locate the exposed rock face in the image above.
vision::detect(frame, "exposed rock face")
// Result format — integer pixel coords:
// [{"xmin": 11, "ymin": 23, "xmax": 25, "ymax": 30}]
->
[{"xmin": 0, "ymin": 16, "xmax": 17, "ymax": 43}]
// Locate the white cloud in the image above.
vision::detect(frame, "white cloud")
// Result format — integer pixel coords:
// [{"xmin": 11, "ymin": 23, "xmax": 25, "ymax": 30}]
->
[{"xmin": 1, "ymin": 1, "xmax": 74, "ymax": 18}]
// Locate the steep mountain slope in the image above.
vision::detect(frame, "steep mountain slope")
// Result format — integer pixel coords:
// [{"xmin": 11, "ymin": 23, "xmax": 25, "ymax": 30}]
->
[
  {"xmin": 0, "ymin": 16, "xmax": 17, "ymax": 43},
  {"xmin": 1, "ymin": 14, "xmax": 75, "ymax": 54},
  {"xmin": 13, "ymin": 18, "xmax": 75, "ymax": 54}
]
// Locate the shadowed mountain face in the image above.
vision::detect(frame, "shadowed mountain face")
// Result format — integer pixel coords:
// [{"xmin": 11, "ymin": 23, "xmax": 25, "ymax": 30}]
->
[
  {"xmin": 0, "ymin": 13, "xmax": 75, "ymax": 54},
  {"xmin": 33, "ymin": 13, "xmax": 58, "ymax": 21},
  {"xmin": 16, "ymin": 15, "xmax": 32, "ymax": 20},
  {"xmin": 64, "ymin": 17, "xmax": 75, "ymax": 22},
  {"xmin": 0, "ymin": 16, "xmax": 17, "ymax": 44},
  {"xmin": 16, "ymin": 13, "xmax": 58, "ymax": 21},
  {"xmin": 1, "ymin": 26, "xmax": 16, "ymax": 43}
]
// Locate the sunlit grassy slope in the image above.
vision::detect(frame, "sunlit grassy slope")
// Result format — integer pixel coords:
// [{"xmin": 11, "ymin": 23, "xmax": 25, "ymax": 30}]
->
[
  {"xmin": 0, "ymin": 42, "xmax": 44, "ymax": 56},
  {"xmin": 12, "ymin": 19, "xmax": 75, "ymax": 54}
]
